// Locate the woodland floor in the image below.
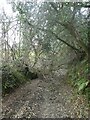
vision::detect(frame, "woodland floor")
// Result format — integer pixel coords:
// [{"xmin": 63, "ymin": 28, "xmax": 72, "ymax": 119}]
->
[{"xmin": 2, "ymin": 74, "xmax": 89, "ymax": 118}]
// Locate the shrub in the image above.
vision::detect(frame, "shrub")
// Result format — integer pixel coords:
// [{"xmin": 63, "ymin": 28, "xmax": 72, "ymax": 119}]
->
[
  {"xmin": 2, "ymin": 64, "xmax": 26, "ymax": 95},
  {"xmin": 68, "ymin": 59, "xmax": 90, "ymax": 101}
]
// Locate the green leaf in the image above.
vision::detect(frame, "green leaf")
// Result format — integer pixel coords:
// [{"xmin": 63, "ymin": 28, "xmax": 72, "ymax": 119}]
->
[{"xmin": 78, "ymin": 81, "xmax": 89, "ymax": 91}]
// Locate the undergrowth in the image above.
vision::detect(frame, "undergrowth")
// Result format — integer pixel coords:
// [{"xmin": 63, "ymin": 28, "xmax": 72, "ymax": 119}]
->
[
  {"xmin": 67, "ymin": 59, "xmax": 90, "ymax": 102},
  {"xmin": 1, "ymin": 62, "xmax": 38, "ymax": 95},
  {"xmin": 2, "ymin": 64, "xmax": 27, "ymax": 95}
]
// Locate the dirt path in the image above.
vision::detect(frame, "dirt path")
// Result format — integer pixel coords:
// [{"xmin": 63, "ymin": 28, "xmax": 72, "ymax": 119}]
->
[{"xmin": 2, "ymin": 75, "xmax": 89, "ymax": 118}]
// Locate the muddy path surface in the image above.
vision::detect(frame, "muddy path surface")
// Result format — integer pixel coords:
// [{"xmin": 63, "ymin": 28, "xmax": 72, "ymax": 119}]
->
[{"xmin": 2, "ymin": 75, "xmax": 89, "ymax": 118}]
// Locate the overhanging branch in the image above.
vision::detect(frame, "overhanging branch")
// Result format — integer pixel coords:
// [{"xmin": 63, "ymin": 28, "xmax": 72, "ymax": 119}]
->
[{"xmin": 25, "ymin": 18, "xmax": 81, "ymax": 52}]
